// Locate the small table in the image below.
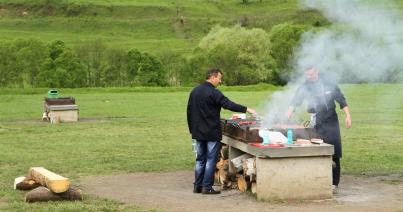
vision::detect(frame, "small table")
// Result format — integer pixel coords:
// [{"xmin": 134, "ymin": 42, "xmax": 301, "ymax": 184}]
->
[{"xmin": 222, "ymin": 135, "xmax": 334, "ymax": 201}]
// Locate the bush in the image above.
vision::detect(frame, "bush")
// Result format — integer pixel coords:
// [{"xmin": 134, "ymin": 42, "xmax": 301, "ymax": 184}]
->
[
  {"xmin": 269, "ymin": 23, "xmax": 310, "ymax": 85},
  {"xmin": 126, "ymin": 49, "xmax": 167, "ymax": 86},
  {"xmin": 196, "ymin": 25, "xmax": 276, "ymax": 85}
]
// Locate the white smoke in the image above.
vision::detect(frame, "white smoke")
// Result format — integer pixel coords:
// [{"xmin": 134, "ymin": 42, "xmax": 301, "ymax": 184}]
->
[
  {"xmin": 261, "ymin": 0, "xmax": 403, "ymax": 128},
  {"xmin": 294, "ymin": 0, "xmax": 403, "ymax": 82}
]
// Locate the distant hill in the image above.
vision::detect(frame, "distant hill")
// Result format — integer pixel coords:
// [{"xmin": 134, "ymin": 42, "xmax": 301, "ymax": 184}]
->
[{"xmin": 0, "ymin": 0, "xmax": 329, "ymax": 54}]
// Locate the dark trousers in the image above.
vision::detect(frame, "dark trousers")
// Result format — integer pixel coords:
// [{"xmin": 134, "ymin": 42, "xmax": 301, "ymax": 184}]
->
[
  {"xmin": 333, "ymin": 156, "xmax": 340, "ymax": 186},
  {"xmin": 194, "ymin": 140, "xmax": 221, "ymax": 189}
]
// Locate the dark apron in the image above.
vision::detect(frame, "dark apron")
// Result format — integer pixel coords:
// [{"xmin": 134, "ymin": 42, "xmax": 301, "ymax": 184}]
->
[{"xmin": 314, "ymin": 113, "xmax": 342, "ymax": 158}]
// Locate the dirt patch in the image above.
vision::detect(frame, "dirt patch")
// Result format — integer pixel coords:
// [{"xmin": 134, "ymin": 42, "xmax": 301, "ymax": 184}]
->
[
  {"xmin": 1, "ymin": 118, "xmax": 110, "ymax": 125},
  {"xmin": 0, "ymin": 8, "xmax": 10, "ymax": 17},
  {"xmin": 81, "ymin": 171, "xmax": 403, "ymax": 212}
]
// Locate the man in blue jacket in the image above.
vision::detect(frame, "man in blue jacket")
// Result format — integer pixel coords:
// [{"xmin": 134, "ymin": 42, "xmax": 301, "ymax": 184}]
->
[{"xmin": 187, "ymin": 68, "xmax": 256, "ymax": 194}]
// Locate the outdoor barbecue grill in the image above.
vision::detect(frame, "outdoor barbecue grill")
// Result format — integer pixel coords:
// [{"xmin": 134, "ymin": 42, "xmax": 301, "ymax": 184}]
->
[
  {"xmin": 42, "ymin": 92, "xmax": 79, "ymax": 123},
  {"xmin": 221, "ymin": 118, "xmax": 317, "ymax": 143}
]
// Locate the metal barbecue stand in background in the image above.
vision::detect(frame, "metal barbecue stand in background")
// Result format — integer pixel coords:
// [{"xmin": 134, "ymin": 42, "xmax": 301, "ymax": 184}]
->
[{"xmin": 42, "ymin": 89, "xmax": 79, "ymax": 123}]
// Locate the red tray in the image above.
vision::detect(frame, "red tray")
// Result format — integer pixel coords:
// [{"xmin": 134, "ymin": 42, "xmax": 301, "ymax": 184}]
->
[{"xmin": 250, "ymin": 143, "xmax": 285, "ymax": 148}]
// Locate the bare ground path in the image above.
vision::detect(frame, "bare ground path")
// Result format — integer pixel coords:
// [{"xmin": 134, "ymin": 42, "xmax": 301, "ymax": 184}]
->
[{"xmin": 81, "ymin": 171, "xmax": 403, "ymax": 212}]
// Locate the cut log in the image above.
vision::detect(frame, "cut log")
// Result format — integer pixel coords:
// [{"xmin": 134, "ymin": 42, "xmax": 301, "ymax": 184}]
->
[
  {"xmin": 242, "ymin": 158, "xmax": 256, "ymax": 176},
  {"xmin": 14, "ymin": 176, "xmax": 40, "ymax": 190},
  {"xmin": 226, "ymin": 180, "xmax": 232, "ymax": 189},
  {"xmin": 242, "ymin": 157, "xmax": 256, "ymax": 182},
  {"xmin": 218, "ymin": 169, "xmax": 228, "ymax": 185},
  {"xmin": 231, "ymin": 154, "xmax": 252, "ymax": 173},
  {"xmin": 220, "ymin": 145, "xmax": 229, "ymax": 160},
  {"xmin": 214, "ymin": 170, "xmax": 220, "ymax": 184},
  {"xmin": 251, "ymin": 182, "xmax": 257, "ymax": 194},
  {"xmin": 231, "ymin": 181, "xmax": 238, "ymax": 189},
  {"xmin": 216, "ymin": 158, "xmax": 224, "ymax": 170},
  {"xmin": 216, "ymin": 159, "xmax": 228, "ymax": 170},
  {"xmin": 237, "ymin": 174, "xmax": 247, "ymax": 192},
  {"xmin": 28, "ymin": 167, "xmax": 70, "ymax": 193},
  {"xmin": 249, "ymin": 174, "xmax": 256, "ymax": 183},
  {"xmin": 25, "ymin": 186, "xmax": 83, "ymax": 203}
]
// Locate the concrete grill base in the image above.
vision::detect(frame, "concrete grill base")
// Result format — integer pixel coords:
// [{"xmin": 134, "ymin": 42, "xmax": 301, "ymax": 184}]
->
[
  {"xmin": 48, "ymin": 110, "xmax": 78, "ymax": 123},
  {"xmin": 256, "ymin": 156, "xmax": 332, "ymax": 201},
  {"xmin": 46, "ymin": 105, "xmax": 79, "ymax": 123},
  {"xmin": 222, "ymin": 135, "xmax": 333, "ymax": 201}
]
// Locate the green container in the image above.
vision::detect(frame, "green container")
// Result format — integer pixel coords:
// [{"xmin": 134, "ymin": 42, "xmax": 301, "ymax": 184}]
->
[{"xmin": 47, "ymin": 89, "xmax": 59, "ymax": 99}]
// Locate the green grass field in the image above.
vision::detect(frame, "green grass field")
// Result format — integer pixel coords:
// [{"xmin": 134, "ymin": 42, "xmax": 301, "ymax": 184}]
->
[
  {"xmin": 0, "ymin": 84, "xmax": 402, "ymax": 210},
  {"xmin": 0, "ymin": 0, "xmax": 401, "ymax": 55},
  {"xmin": 0, "ymin": 0, "xmax": 325, "ymax": 54},
  {"xmin": 0, "ymin": 0, "xmax": 403, "ymax": 210}
]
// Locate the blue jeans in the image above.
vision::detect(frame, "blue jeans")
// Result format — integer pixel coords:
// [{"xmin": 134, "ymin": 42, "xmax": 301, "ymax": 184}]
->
[{"xmin": 194, "ymin": 140, "xmax": 221, "ymax": 189}]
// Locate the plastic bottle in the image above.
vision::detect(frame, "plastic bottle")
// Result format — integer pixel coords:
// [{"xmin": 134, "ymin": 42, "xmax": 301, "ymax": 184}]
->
[
  {"xmin": 192, "ymin": 139, "xmax": 197, "ymax": 153},
  {"xmin": 287, "ymin": 129, "xmax": 293, "ymax": 145},
  {"xmin": 262, "ymin": 134, "xmax": 270, "ymax": 146}
]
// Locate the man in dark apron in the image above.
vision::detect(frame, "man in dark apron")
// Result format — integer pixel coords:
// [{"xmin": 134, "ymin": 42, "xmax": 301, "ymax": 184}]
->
[{"xmin": 286, "ymin": 67, "xmax": 352, "ymax": 189}]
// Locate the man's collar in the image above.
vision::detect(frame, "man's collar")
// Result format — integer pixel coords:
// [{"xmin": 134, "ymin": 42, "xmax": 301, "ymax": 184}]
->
[{"xmin": 205, "ymin": 81, "xmax": 215, "ymax": 87}]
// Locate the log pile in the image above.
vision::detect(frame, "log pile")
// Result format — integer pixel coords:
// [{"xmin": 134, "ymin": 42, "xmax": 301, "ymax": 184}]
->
[
  {"xmin": 14, "ymin": 167, "xmax": 83, "ymax": 203},
  {"xmin": 215, "ymin": 145, "xmax": 257, "ymax": 194}
]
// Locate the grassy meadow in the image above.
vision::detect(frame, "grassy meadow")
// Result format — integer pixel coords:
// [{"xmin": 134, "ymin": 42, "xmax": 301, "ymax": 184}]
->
[
  {"xmin": 0, "ymin": 0, "xmax": 325, "ymax": 54},
  {"xmin": 0, "ymin": 84, "xmax": 402, "ymax": 210},
  {"xmin": 0, "ymin": 0, "xmax": 403, "ymax": 211}
]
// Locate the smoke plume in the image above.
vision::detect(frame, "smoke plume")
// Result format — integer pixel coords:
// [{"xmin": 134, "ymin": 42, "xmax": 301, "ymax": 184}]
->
[
  {"xmin": 261, "ymin": 0, "xmax": 403, "ymax": 128},
  {"xmin": 294, "ymin": 0, "xmax": 403, "ymax": 82}
]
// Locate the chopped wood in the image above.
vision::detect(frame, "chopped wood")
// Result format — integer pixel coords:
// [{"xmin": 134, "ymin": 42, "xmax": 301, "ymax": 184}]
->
[
  {"xmin": 14, "ymin": 176, "xmax": 40, "ymax": 190},
  {"xmin": 249, "ymin": 174, "xmax": 256, "ymax": 182},
  {"xmin": 251, "ymin": 182, "xmax": 257, "ymax": 194},
  {"xmin": 231, "ymin": 181, "xmax": 238, "ymax": 189},
  {"xmin": 214, "ymin": 170, "xmax": 220, "ymax": 184},
  {"xmin": 220, "ymin": 145, "xmax": 229, "ymax": 159},
  {"xmin": 237, "ymin": 174, "xmax": 247, "ymax": 193},
  {"xmin": 25, "ymin": 186, "xmax": 83, "ymax": 203},
  {"xmin": 242, "ymin": 158, "xmax": 256, "ymax": 176},
  {"xmin": 231, "ymin": 154, "xmax": 253, "ymax": 173},
  {"xmin": 241, "ymin": 157, "xmax": 257, "ymax": 183},
  {"xmin": 226, "ymin": 180, "xmax": 232, "ymax": 189},
  {"xmin": 28, "ymin": 167, "xmax": 70, "ymax": 193},
  {"xmin": 216, "ymin": 158, "xmax": 228, "ymax": 170},
  {"xmin": 228, "ymin": 172, "xmax": 237, "ymax": 182},
  {"xmin": 216, "ymin": 158, "xmax": 223, "ymax": 170},
  {"xmin": 218, "ymin": 169, "xmax": 228, "ymax": 185}
]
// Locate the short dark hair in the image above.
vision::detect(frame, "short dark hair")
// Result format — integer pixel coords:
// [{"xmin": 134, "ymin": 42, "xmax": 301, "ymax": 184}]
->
[{"xmin": 206, "ymin": 68, "xmax": 222, "ymax": 80}]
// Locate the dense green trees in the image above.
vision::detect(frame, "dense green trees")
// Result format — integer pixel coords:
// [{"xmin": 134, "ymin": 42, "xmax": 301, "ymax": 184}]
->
[
  {"xmin": 197, "ymin": 25, "xmax": 275, "ymax": 85},
  {"xmin": 5, "ymin": 23, "xmax": 375, "ymax": 88},
  {"xmin": 0, "ymin": 39, "xmax": 168, "ymax": 88},
  {"xmin": 269, "ymin": 23, "xmax": 310, "ymax": 85}
]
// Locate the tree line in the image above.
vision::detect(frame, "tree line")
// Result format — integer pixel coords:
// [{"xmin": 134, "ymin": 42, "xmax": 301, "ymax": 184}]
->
[
  {"xmin": 0, "ymin": 23, "xmax": 310, "ymax": 88},
  {"xmin": 0, "ymin": 39, "xmax": 167, "ymax": 88},
  {"xmin": 1, "ymin": 23, "xmax": 398, "ymax": 88}
]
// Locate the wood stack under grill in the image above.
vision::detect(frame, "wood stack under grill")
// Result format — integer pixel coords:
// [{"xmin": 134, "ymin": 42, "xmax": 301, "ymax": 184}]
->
[{"xmin": 214, "ymin": 144, "xmax": 257, "ymax": 194}]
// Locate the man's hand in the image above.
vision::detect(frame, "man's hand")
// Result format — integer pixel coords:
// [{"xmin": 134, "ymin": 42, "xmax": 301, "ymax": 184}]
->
[
  {"xmin": 246, "ymin": 108, "xmax": 257, "ymax": 117},
  {"xmin": 345, "ymin": 115, "xmax": 352, "ymax": 129},
  {"xmin": 342, "ymin": 106, "xmax": 352, "ymax": 129}
]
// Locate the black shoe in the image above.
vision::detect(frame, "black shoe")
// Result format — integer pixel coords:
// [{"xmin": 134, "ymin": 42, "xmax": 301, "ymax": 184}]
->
[
  {"xmin": 193, "ymin": 186, "xmax": 202, "ymax": 193},
  {"xmin": 202, "ymin": 187, "xmax": 221, "ymax": 195}
]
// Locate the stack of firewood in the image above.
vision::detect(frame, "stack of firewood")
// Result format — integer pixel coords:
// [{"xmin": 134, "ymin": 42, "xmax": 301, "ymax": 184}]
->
[
  {"xmin": 214, "ymin": 145, "xmax": 257, "ymax": 194},
  {"xmin": 14, "ymin": 167, "xmax": 83, "ymax": 203}
]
